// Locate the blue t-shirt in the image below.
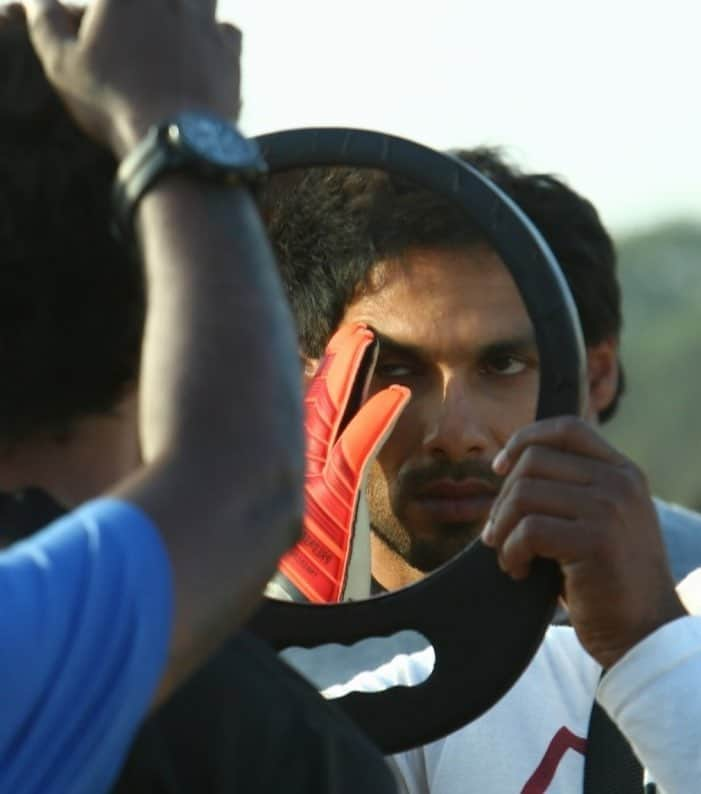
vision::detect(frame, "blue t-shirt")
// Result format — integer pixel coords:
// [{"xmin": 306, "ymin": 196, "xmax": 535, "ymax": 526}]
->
[{"xmin": 0, "ymin": 498, "xmax": 173, "ymax": 794}]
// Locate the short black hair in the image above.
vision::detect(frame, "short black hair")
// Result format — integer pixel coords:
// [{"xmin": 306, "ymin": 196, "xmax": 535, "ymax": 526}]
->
[
  {"xmin": 263, "ymin": 149, "xmax": 624, "ymax": 422},
  {"xmin": 451, "ymin": 147, "xmax": 623, "ymax": 421},
  {"xmin": 0, "ymin": 6, "xmax": 144, "ymax": 448},
  {"xmin": 262, "ymin": 167, "xmax": 486, "ymax": 359}
]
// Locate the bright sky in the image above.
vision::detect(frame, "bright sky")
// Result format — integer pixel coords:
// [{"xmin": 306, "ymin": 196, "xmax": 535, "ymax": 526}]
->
[
  {"xmin": 226, "ymin": 0, "xmax": 700, "ymax": 234},
  {"xmin": 8, "ymin": 0, "xmax": 698, "ymax": 233}
]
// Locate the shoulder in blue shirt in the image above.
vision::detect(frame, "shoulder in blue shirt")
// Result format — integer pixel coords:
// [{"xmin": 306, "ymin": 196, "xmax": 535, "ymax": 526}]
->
[{"xmin": 0, "ymin": 498, "xmax": 173, "ymax": 794}]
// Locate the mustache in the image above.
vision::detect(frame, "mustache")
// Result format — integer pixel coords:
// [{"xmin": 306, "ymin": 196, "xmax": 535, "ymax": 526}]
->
[{"xmin": 398, "ymin": 459, "xmax": 503, "ymax": 495}]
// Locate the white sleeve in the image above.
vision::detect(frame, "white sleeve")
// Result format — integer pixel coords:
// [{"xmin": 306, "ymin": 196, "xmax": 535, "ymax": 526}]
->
[
  {"xmin": 597, "ymin": 616, "xmax": 701, "ymax": 794},
  {"xmin": 677, "ymin": 566, "xmax": 701, "ymax": 614}
]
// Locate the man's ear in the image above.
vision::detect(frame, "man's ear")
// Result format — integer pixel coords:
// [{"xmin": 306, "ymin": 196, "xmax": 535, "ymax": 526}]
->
[
  {"xmin": 586, "ymin": 337, "xmax": 619, "ymax": 422},
  {"xmin": 302, "ymin": 355, "xmax": 320, "ymax": 390}
]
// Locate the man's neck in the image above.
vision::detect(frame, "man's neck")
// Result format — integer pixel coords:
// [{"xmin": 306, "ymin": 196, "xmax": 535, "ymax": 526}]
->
[
  {"xmin": 370, "ymin": 532, "xmax": 424, "ymax": 591},
  {"xmin": 0, "ymin": 393, "xmax": 140, "ymax": 509}
]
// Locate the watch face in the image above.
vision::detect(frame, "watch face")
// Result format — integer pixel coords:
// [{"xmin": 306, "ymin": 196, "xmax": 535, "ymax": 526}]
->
[{"xmin": 174, "ymin": 112, "xmax": 261, "ymax": 168}]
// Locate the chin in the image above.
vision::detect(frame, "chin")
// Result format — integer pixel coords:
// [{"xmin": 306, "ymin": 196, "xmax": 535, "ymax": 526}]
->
[
  {"xmin": 371, "ymin": 517, "xmax": 481, "ymax": 574},
  {"xmin": 408, "ymin": 543, "xmax": 461, "ymax": 574},
  {"xmin": 408, "ymin": 525, "xmax": 481, "ymax": 572}
]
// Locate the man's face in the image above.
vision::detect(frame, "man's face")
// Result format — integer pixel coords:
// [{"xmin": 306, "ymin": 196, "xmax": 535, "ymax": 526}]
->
[{"xmin": 341, "ymin": 244, "xmax": 539, "ymax": 574}]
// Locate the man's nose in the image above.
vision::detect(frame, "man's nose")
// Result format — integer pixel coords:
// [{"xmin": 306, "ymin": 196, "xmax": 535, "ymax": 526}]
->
[{"xmin": 421, "ymin": 376, "xmax": 492, "ymax": 463}]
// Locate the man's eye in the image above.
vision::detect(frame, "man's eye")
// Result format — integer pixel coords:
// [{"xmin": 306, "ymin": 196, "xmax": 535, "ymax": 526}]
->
[
  {"xmin": 484, "ymin": 356, "xmax": 528, "ymax": 376},
  {"xmin": 374, "ymin": 362, "xmax": 417, "ymax": 379}
]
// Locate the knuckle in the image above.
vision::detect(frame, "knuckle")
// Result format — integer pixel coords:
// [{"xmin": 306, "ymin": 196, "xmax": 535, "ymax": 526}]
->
[
  {"xmin": 509, "ymin": 477, "xmax": 538, "ymax": 510},
  {"xmin": 218, "ymin": 23, "xmax": 242, "ymax": 54},
  {"xmin": 43, "ymin": 44, "xmax": 68, "ymax": 80},
  {"xmin": 518, "ymin": 446, "xmax": 540, "ymax": 475},
  {"xmin": 627, "ymin": 461, "xmax": 648, "ymax": 492},
  {"xmin": 553, "ymin": 414, "xmax": 578, "ymax": 435},
  {"xmin": 591, "ymin": 484, "xmax": 623, "ymax": 520},
  {"xmin": 519, "ymin": 515, "xmax": 543, "ymax": 545},
  {"xmin": 610, "ymin": 462, "xmax": 644, "ymax": 501},
  {"xmin": 503, "ymin": 517, "xmax": 542, "ymax": 568},
  {"xmin": 507, "ymin": 480, "xmax": 529, "ymax": 511},
  {"xmin": 551, "ymin": 416, "xmax": 568, "ymax": 436}
]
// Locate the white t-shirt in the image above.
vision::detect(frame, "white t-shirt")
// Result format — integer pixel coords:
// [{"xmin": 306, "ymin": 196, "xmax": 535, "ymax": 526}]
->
[
  {"xmin": 395, "ymin": 619, "xmax": 701, "ymax": 794},
  {"xmin": 285, "ymin": 616, "xmax": 701, "ymax": 793}
]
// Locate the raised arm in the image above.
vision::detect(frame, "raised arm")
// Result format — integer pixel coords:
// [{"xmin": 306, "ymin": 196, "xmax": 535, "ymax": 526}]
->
[{"xmin": 24, "ymin": 0, "xmax": 304, "ymax": 698}]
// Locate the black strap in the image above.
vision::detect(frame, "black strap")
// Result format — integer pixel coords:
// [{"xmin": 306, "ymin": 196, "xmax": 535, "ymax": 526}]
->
[{"xmin": 583, "ymin": 690, "xmax": 647, "ymax": 794}]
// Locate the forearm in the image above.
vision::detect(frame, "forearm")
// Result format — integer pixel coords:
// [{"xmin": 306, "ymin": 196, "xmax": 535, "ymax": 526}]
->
[
  {"xmin": 115, "ymin": 176, "xmax": 304, "ymax": 698},
  {"xmin": 597, "ymin": 616, "xmax": 701, "ymax": 793},
  {"xmin": 25, "ymin": 0, "xmax": 304, "ymax": 706},
  {"xmin": 137, "ymin": 176, "xmax": 299, "ymax": 471}
]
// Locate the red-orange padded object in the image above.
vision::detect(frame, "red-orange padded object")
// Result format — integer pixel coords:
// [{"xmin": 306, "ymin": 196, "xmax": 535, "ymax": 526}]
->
[{"xmin": 277, "ymin": 323, "xmax": 410, "ymax": 602}]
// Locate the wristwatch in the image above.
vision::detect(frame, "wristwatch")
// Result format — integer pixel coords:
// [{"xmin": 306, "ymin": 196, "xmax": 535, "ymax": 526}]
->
[{"xmin": 112, "ymin": 111, "xmax": 268, "ymax": 240}]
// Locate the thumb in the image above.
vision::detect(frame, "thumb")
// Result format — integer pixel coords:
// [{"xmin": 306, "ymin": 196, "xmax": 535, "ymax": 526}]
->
[
  {"xmin": 24, "ymin": 0, "xmax": 77, "ymax": 76},
  {"xmin": 334, "ymin": 385, "xmax": 411, "ymax": 479}
]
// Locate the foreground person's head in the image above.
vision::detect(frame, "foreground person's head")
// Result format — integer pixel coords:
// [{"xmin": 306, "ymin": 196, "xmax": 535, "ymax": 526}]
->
[{"xmin": 0, "ymin": 6, "xmax": 144, "ymax": 504}]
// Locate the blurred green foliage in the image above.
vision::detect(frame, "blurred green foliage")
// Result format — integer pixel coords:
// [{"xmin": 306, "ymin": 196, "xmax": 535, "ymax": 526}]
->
[{"xmin": 602, "ymin": 221, "xmax": 701, "ymax": 509}]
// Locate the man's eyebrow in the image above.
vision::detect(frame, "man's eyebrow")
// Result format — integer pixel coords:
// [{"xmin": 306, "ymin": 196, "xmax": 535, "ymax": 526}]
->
[
  {"xmin": 370, "ymin": 328, "xmax": 539, "ymax": 362},
  {"xmin": 371, "ymin": 330, "xmax": 427, "ymax": 360},
  {"xmin": 478, "ymin": 333, "xmax": 539, "ymax": 358}
]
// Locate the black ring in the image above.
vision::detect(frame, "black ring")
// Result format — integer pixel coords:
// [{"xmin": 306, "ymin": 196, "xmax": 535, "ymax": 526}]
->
[{"xmin": 246, "ymin": 127, "xmax": 586, "ymax": 754}]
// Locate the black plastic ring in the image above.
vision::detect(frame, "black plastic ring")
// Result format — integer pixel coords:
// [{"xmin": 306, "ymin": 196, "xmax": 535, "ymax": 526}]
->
[{"xmin": 247, "ymin": 127, "xmax": 586, "ymax": 754}]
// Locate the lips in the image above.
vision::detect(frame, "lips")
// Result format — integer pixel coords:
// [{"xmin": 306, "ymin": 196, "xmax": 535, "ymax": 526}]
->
[{"xmin": 412, "ymin": 478, "xmax": 497, "ymax": 524}]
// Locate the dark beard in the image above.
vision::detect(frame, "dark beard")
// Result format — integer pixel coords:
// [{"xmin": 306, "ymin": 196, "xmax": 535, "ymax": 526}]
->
[
  {"xmin": 371, "ymin": 520, "xmax": 483, "ymax": 573},
  {"xmin": 368, "ymin": 458, "xmax": 501, "ymax": 573}
]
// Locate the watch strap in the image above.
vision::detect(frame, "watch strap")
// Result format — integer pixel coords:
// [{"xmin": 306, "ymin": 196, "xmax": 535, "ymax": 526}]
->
[
  {"xmin": 111, "ymin": 116, "xmax": 265, "ymax": 242},
  {"xmin": 112, "ymin": 124, "xmax": 178, "ymax": 241}
]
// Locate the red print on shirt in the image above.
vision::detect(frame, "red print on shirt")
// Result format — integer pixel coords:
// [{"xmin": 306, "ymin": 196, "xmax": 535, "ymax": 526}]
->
[{"xmin": 521, "ymin": 727, "xmax": 587, "ymax": 793}]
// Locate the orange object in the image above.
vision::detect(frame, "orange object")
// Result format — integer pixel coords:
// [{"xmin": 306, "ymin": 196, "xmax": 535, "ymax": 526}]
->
[{"xmin": 277, "ymin": 323, "xmax": 410, "ymax": 602}]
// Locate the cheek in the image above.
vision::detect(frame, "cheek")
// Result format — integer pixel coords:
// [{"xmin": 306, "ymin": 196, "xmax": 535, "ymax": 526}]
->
[
  {"xmin": 374, "ymin": 397, "xmax": 424, "ymax": 475},
  {"xmin": 490, "ymin": 375, "xmax": 540, "ymax": 444}
]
